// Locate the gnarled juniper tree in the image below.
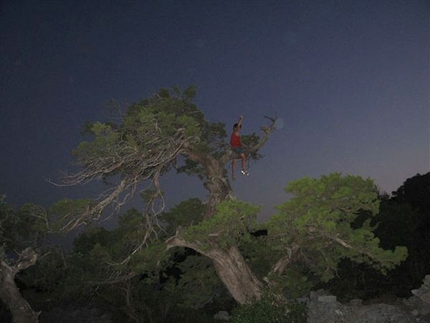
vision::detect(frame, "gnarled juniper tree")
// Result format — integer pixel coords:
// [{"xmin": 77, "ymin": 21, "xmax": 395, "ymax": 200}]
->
[{"xmin": 55, "ymin": 87, "xmax": 407, "ymax": 304}]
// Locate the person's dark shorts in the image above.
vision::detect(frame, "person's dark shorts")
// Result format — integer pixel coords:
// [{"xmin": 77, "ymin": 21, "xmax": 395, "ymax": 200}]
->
[{"xmin": 232, "ymin": 147, "xmax": 244, "ymax": 155}]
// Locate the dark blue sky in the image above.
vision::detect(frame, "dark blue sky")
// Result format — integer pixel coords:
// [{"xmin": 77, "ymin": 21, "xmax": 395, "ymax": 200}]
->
[{"xmin": 1, "ymin": 0, "xmax": 429, "ymax": 219}]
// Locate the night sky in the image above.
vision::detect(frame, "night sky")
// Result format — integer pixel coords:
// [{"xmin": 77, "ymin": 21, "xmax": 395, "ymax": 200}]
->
[{"xmin": 1, "ymin": 1, "xmax": 429, "ymax": 220}]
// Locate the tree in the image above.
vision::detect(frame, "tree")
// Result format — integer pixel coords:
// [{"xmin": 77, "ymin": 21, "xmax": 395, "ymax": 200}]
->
[
  {"xmin": 56, "ymin": 87, "xmax": 273, "ymax": 227},
  {"xmin": 316, "ymin": 173, "xmax": 430, "ymax": 300},
  {"xmin": 0, "ymin": 196, "xmax": 49, "ymax": 323},
  {"xmin": 55, "ymin": 87, "xmax": 274, "ymax": 301},
  {"xmin": 64, "ymin": 206, "xmax": 225, "ymax": 322},
  {"xmin": 59, "ymin": 87, "xmax": 407, "ymax": 304},
  {"xmin": 267, "ymin": 174, "xmax": 407, "ymax": 280},
  {"xmin": 391, "ymin": 172, "xmax": 430, "ymax": 215},
  {"xmin": 373, "ymin": 172, "xmax": 430, "ymax": 294},
  {"xmin": 167, "ymin": 174, "xmax": 407, "ymax": 303}
]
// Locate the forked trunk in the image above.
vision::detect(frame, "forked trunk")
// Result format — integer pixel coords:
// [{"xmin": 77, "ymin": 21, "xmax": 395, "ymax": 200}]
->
[
  {"xmin": 203, "ymin": 175, "xmax": 234, "ymax": 219},
  {"xmin": 185, "ymin": 150, "xmax": 235, "ymax": 219},
  {"xmin": 166, "ymin": 237, "xmax": 264, "ymax": 304}
]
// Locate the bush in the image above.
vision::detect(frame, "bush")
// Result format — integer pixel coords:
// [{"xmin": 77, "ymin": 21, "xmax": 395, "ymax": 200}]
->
[{"xmin": 231, "ymin": 295, "xmax": 307, "ymax": 323}]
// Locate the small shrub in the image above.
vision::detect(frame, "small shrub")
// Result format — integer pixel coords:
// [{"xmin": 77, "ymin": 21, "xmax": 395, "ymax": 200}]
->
[{"xmin": 230, "ymin": 295, "xmax": 307, "ymax": 323}]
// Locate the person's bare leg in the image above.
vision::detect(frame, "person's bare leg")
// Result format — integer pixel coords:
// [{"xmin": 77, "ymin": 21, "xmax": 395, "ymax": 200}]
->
[
  {"xmin": 232, "ymin": 159, "xmax": 237, "ymax": 179},
  {"xmin": 240, "ymin": 154, "xmax": 249, "ymax": 175}
]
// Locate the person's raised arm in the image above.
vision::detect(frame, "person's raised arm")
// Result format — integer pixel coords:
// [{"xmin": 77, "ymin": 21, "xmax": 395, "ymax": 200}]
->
[{"xmin": 237, "ymin": 115, "xmax": 243, "ymax": 128}]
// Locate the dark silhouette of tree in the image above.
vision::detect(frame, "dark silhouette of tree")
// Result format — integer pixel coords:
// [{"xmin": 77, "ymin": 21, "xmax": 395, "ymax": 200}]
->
[
  {"xmin": 379, "ymin": 172, "xmax": 430, "ymax": 293},
  {"xmin": 391, "ymin": 172, "xmax": 430, "ymax": 214}
]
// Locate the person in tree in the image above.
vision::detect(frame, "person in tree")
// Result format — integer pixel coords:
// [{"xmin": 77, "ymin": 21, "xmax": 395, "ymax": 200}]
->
[{"xmin": 230, "ymin": 115, "xmax": 249, "ymax": 180}]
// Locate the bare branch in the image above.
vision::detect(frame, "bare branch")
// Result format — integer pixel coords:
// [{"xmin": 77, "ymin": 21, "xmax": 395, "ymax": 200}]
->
[
  {"xmin": 12, "ymin": 247, "xmax": 38, "ymax": 277},
  {"xmin": 270, "ymin": 244, "xmax": 299, "ymax": 276}
]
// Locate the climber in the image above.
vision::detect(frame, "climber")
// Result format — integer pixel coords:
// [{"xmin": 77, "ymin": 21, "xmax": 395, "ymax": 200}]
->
[{"xmin": 230, "ymin": 115, "xmax": 249, "ymax": 180}]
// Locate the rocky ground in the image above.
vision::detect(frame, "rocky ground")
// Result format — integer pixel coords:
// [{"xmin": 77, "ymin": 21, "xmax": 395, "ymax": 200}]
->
[{"xmin": 306, "ymin": 275, "xmax": 430, "ymax": 323}]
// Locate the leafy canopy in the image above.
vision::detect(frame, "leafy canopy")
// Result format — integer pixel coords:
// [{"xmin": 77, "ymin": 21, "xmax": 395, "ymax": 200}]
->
[
  {"xmin": 0, "ymin": 199, "xmax": 48, "ymax": 255},
  {"xmin": 266, "ymin": 173, "xmax": 407, "ymax": 284},
  {"xmin": 59, "ymin": 86, "xmax": 265, "ymax": 230},
  {"xmin": 71, "ymin": 86, "xmax": 231, "ymax": 185}
]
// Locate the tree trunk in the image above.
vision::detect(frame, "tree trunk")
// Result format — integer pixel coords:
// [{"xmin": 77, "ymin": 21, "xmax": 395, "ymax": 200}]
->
[
  {"xmin": 203, "ymin": 175, "xmax": 234, "ymax": 219},
  {"xmin": 210, "ymin": 246, "xmax": 264, "ymax": 304},
  {"xmin": 185, "ymin": 150, "xmax": 235, "ymax": 219},
  {"xmin": 167, "ymin": 237, "xmax": 264, "ymax": 304},
  {"xmin": 0, "ymin": 249, "xmax": 39, "ymax": 323}
]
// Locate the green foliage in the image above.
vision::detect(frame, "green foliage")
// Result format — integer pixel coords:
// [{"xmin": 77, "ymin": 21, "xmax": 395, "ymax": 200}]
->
[
  {"xmin": 6, "ymin": 171, "xmax": 427, "ymax": 321},
  {"xmin": 70, "ymin": 86, "xmax": 267, "ymax": 193},
  {"xmin": 238, "ymin": 231, "xmax": 273, "ymax": 278},
  {"xmin": 268, "ymin": 268, "xmax": 314, "ymax": 299},
  {"xmin": 49, "ymin": 198, "xmax": 94, "ymax": 231},
  {"xmin": 10, "ymin": 172, "xmax": 424, "ymax": 320},
  {"xmin": 182, "ymin": 200, "xmax": 261, "ymax": 251},
  {"xmin": 63, "ymin": 204, "xmax": 227, "ymax": 322},
  {"xmin": 161, "ymin": 198, "xmax": 205, "ymax": 234},
  {"xmin": 74, "ymin": 122, "xmax": 120, "ymax": 159},
  {"xmin": 0, "ymin": 200, "xmax": 48, "ymax": 252},
  {"xmin": 71, "ymin": 87, "xmax": 217, "ymax": 180},
  {"xmin": 72, "ymin": 226, "xmax": 113, "ymax": 256},
  {"xmin": 266, "ymin": 173, "xmax": 407, "ymax": 291},
  {"xmin": 18, "ymin": 246, "xmax": 69, "ymax": 310},
  {"xmin": 321, "ymin": 191, "xmax": 426, "ymax": 300},
  {"xmin": 70, "ymin": 229, "xmax": 118, "ymax": 282},
  {"xmin": 321, "ymin": 174, "xmax": 430, "ymax": 300},
  {"xmin": 170, "ymin": 251, "xmax": 225, "ymax": 309},
  {"xmin": 129, "ymin": 241, "xmax": 169, "ymax": 273},
  {"xmin": 231, "ymin": 295, "xmax": 307, "ymax": 323},
  {"xmin": 241, "ymin": 133, "xmax": 263, "ymax": 160},
  {"xmin": 71, "ymin": 214, "xmax": 169, "ymax": 278},
  {"xmin": 0, "ymin": 199, "xmax": 62, "ymax": 322}
]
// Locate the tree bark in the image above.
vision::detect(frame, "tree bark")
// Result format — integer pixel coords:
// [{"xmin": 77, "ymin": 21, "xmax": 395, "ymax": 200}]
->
[
  {"xmin": 0, "ymin": 248, "xmax": 39, "ymax": 323},
  {"xmin": 167, "ymin": 237, "xmax": 264, "ymax": 304},
  {"xmin": 185, "ymin": 150, "xmax": 235, "ymax": 219},
  {"xmin": 211, "ymin": 246, "xmax": 264, "ymax": 304},
  {"xmin": 203, "ymin": 175, "xmax": 234, "ymax": 219}
]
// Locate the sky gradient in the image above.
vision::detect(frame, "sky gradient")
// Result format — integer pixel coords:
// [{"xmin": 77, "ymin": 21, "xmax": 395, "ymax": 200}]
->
[{"xmin": 1, "ymin": 0, "xmax": 429, "ymax": 219}]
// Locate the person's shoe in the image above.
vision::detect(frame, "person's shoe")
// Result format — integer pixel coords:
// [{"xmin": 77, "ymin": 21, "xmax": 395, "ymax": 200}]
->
[{"xmin": 241, "ymin": 170, "xmax": 249, "ymax": 176}]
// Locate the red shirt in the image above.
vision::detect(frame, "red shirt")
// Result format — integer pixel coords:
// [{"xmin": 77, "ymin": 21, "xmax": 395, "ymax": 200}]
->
[{"xmin": 230, "ymin": 132, "xmax": 241, "ymax": 147}]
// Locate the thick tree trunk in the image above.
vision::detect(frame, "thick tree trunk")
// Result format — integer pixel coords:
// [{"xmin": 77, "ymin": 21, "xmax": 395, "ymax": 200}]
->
[
  {"xmin": 203, "ymin": 175, "xmax": 234, "ymax": 219},
  {"xmin": 185, "ymin": 150, "xmax": 235, "ymax": 219},
  {"xmin": 167, "ymin": 237, "xmax": 264, "ymax": 304},
  {"xmin": 210, "ymin": 246, "xmax": 264, "ymax": 304},
  {"xmin": 0, "ymin": 248, "xmax": 39, "ymax": 323}
]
